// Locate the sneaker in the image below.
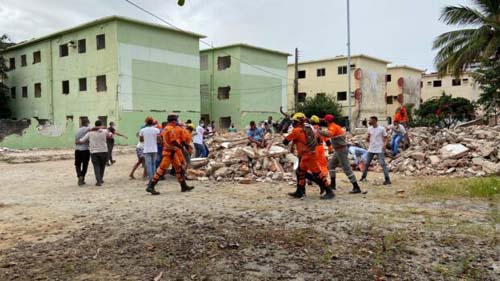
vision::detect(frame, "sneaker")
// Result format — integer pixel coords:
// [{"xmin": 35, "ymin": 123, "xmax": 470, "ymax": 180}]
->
[
  {"xmin": 320, "ymin": 192, "xmax": 335, "ymax": 200},
  {"xmin": 96, "ymin": 182, "xmax": 102, "ymax": 186},
  {"xmin": 78, "ymin": 176, "xmax": 84, "ymax": 186},
  {"xmin": 288, "ymin": 192, "xmax": 305, "ymax": 199},
  {"xmin": 383, "ymin": 180, "xmax": 392, "ymax": 185}
]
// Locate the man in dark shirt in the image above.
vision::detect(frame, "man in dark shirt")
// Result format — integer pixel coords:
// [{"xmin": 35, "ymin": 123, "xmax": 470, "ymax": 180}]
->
[{"xmin": 106, "ymin": 121, "xmax": 128, "ymax": 166}]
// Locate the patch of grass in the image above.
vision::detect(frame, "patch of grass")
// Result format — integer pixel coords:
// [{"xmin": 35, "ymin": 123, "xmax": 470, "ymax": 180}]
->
[{"xmin": 414, "ymin": 176, "xmax": 500, "ymax": 198}]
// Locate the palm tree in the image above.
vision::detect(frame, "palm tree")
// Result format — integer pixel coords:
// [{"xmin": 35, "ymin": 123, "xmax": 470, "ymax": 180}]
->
[{"xmin": 433, "ymin": 0, "xmax": 500, "ymax": 76}]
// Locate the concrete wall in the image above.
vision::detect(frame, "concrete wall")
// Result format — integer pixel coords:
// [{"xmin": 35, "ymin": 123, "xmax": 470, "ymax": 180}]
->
[
  {"xmin": 200, "ymin": 46, "xmax": 288, "ymax": 129},
  {"xmin": 421, "ymin": 72, "xmax": 480, "ymax": 102},
  {"xmin": 387, "ymin": 67, "xmax": 423, "ymax": 117}
]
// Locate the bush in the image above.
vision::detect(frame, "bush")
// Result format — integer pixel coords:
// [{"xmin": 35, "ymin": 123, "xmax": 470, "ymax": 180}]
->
[
  {"xmin": 414, "ymin": 93, "xmax": 475, "ymax": 128},
  {"xmin": 296, "ymin": 95, "xmax": 343, "ymax": 124}
]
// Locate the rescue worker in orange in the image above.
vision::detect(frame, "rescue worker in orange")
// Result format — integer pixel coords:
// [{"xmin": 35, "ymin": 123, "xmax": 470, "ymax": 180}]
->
[
  {"xmin": 309, "ymin": 115, "xmax": 332, "ymax": 194},
  {"xmin": 393, "ymin": 107, "xmax": 409, "ymax": 129},
  {"xmin": 283, "ymin": 113, "xmax": 334, "ymax": 200},
  {"xmin": 146, "ymin": 114, "xmax": 194, "ymax": 195},
  {"xmin": 181, "ymin": 123, "xmax": 194, "ymax": 169},
  {"xmin": 318, "ymin": 114, "xmax": 364, "ymax": 194}
]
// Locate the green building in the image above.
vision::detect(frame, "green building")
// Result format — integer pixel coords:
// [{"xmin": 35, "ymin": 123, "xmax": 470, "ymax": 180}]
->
[
  {"xmin": 1, "ymin": 16, "xmax": 204, "ymax": 149},
  {"xmin": 200, "ymin": 44, "xmax": 290, "ymax": 129}
]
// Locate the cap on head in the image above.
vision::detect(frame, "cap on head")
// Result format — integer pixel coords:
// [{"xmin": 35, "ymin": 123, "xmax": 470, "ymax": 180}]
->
[
  {"xmin": 324, "ymin": 114, "xmax": 334, "ymax": 123},
  {"xmin": 292, "ymin": 112, "xmax": 306, "ymax": 122},
  {"xmin": 310, "ymin": 115, "xmax": 320, "ymax": 124}
]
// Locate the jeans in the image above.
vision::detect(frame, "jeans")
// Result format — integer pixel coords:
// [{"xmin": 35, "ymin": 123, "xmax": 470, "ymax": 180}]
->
[
  {"xmin": 106, "ymin": 138, "xmax": 115, "ymax": 164},
  {"xmin": 143, "ymin": 152, "xmax": 157, "ymax": 181},
  {"xmin": 90, "ymin": 152, "xmax": 108, "ymax": 183},
  {"xmin": 361, "ymin": 152, "xmax": 390, "ymax": 181},
  {"xmin": 391, "ymin": 135, "xmax": 404, "ymax": 156},
  {"xmin": 194, "ymin": 143, "xmax": 208, "ymax": 158},
  {"xmin": 75, "ymin": 150, "xmax": 90, "ymax": 179}
]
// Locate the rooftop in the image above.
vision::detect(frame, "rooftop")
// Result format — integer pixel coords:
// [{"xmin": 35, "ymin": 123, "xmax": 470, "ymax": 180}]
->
[
  {"xmin": 388, "ymin": 65, "xmax": 426, "ymax": 73},
  {"xmin": 288, "ymin": 54, "xmax": 391, "ymax": 66},
  {"xmin": 6, "ymin": 15, "xmax": 206, "ymax": 51},
  {"xmin": 201, "ymin": 43, "xmax": 291, "ymax": 56}
]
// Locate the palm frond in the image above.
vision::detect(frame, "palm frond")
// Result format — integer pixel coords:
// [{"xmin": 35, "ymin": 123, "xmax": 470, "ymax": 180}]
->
[
  {"xmin": 440, "ymin": 5, "xmax": 485, "ymax": 26},
  {"xmin": 432, "ymin": 29, "xmax": 477, "ymax": 49},
  {"xmin": 471, "ymin": 0, "xmax": 500, "ymax": 16}
]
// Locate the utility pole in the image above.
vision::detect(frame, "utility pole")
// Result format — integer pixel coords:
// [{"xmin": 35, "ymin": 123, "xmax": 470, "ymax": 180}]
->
[
  {"xmin": 346, "ymin": 0, "xmax": 352, "ymax": 131},
  {"xmin": 294, "ymin": 48, "xmax": 299, "ymax": 111}
]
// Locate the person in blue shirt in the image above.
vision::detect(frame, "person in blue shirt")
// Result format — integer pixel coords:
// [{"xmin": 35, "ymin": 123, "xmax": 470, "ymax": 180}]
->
[
  {"xmin": 348, "ymin": 143, "xmax": 368, "ymax": 171},
  {"xmin": 247, "ymin": 121, "xmax": 266, "ymax": 149}
]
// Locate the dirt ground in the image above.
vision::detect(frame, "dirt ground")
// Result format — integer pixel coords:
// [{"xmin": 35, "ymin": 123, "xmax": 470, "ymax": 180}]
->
[{"xmin": 0, "ymin": 150, "xmax": 498, "ymax": 280}]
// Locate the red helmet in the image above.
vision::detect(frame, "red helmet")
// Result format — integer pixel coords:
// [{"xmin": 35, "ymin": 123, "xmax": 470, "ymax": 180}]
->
[{"xmin": 324, "ymin": 114, "xmax": 335, "ymax": 123}]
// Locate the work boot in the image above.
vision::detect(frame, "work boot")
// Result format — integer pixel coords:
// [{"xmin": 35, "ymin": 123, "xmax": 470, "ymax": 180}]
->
[
  {"xmin": 349, "ymin": 182, "xmax": 363, "ymax": 194},
  {"xmin": 180, "ymin": 181, "xmax": 194, "ymax": 192},
  {"xmin": 78, "ymin": 176, "xmax": 84, "ymax": 186},
  {"xmin": 383, "ymin": 179, "xmax": 392, "ymax": 185},
  {"xmin": 320, "ymin": 185, "xmax": 335, "ymax": 200},
  {"xmin": 359, "ymin": 176, "xmax": 367, "ymax": 182},
  {"xmin": 288, "ymin": 187, "xmax": 305, "ymax": 199},
  {"xmin": 146, "ymin": 181, "xmax": 160, "ymax": 195}
]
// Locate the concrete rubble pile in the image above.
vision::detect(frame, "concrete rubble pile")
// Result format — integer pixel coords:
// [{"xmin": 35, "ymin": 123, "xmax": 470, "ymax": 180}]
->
[
  {"xmin": 188, "ymin": 133, "xmax": 298, "ymax": 183},
  {"xmin": 386, "ymin": 125, "xmax": 500, "ymax": 177}
]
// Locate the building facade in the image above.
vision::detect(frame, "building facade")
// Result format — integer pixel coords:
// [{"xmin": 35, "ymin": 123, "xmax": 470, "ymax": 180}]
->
[
  {"xmin": 386, "ymin": 65, "xmax": 424, "ymax": 117},
  {"xmin": 287, "ymin": 55, "xmax": 390, "ymax": 126},
  {"xmin": 200, "ymin": 44, "xmax": 289, "ymax": 129},
  {"xmin": 2, "ymin": 16, "xmax": 204, "ymax": 149},
  {"xmin": 421, "ymin": 72, "xmax": 480, "ymax": 102}
]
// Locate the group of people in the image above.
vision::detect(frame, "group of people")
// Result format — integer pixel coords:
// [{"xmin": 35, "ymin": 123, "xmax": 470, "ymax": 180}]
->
[{"xmin": 74, "ymin": 120, "xmax": 127, "ymax": 186}]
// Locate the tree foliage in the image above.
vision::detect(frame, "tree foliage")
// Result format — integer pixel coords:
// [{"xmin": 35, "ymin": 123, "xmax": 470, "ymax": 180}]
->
[
  {"xmin": 0, "ymin": 34, "xmax": 13, "ymax": 119},
  {"xmin": 473, "ymin": 59, "xmax": 500, "ymax": 122},
  {"xmin": 433, "ymin": 0, "xmax": 500, "ymax": 76},
  {"xmin": 414, "ymin": 93, "xmax": 476, "ymax": 128},
  {"xmin": 296, "ymin": 95, "xmax": 343, "ymax": 124}
]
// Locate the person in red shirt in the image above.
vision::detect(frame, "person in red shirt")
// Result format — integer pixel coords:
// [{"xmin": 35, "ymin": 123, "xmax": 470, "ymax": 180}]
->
[
  {"xmin": 393, "ymin": 107, "xmax": 409, "ymax": 129},
  {"xmin": 146, "ymin": 114, "xmax": 194, "ymax": 195},
  {"xmin": 318, "ymin": 114, "xmax": 364, "ymax": 194},
  {"xmin": 283, "ymin": 113, "xmax": 333, "ymax": 200}
]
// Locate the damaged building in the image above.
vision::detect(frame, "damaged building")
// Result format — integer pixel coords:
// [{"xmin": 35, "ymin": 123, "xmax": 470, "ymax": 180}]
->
[
  {"xmin": 1, "ymin": 16, "xmax": 204, "ymax": 149},
  {"xmin": 200, "ymin": 44, "xmax": 290, "ymax": 129},
  {"xmin": 386, "ymin": 65, "xmax": 424, "ymax": 117}
]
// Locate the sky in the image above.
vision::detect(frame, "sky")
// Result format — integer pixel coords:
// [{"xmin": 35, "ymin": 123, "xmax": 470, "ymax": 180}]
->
[{"xmin": 0, "ymin": 0, "xmax": 473, "ymax": 72}]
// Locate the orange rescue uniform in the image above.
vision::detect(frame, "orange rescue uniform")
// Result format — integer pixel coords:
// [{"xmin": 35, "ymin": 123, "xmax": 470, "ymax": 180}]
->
[
  {"xmin": 313, "ymin": 124, "xmax": 330, "ymax": 178},
  {"xmin": 286, "ymin": 125, "xmax": 321, "ymax": 175},
  {"xmin": 152, "ymin": 122, "xmax": 186, "ymax": 184}
]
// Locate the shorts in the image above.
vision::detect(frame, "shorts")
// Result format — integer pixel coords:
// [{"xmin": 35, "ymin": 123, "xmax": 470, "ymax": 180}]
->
[{"xmin": 136, "ymin": 148, "xmax": 144, "ymax": 160}]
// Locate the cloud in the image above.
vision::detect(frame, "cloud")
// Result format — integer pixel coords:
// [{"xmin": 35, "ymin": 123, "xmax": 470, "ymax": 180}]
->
[{"xmin": 0, "ymin": 0, "xmax": 471, "ymax": 71}]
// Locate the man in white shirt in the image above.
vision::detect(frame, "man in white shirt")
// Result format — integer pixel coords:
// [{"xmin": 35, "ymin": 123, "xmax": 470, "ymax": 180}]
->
[
  {"xmin": 193, "ymin": 120, "xmax": 207, "ymax": 157},
  {"xmin": 139, "ymin": 116, "xmax": 161, "ymax": 181},
  {"xmin": 360, "ymin": 116, "xmax": 391, "ymax": 185},
  {"xmin": 79, "ymin": 120, "xmax": 111, "ymax": 186},
  {"xmin": 387, "ymin": 120, "xmax": 407, "ymax": 157}
]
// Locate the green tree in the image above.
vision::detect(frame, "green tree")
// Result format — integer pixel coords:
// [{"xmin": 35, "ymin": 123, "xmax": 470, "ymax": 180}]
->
[
  {"xmin": 473, "ymin": 59, "xmax": 500, "ymax": 124},
  {"xmin": 414, "ymin": 93, "xmax": 476, "ymax": 128},
  {"xmin": 0, "ymin": 34, "xmax": 13, "ymax": 119},
  {"xmin": 296, "ymin": 94, "xmax": 343, "ymax": 124},
  {"xmin": 433, "ymin": 0, "xmax": 500, "ymax": 76}
]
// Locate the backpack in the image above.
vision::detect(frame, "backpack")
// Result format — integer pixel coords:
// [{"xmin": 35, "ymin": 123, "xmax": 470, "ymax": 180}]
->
[{"xmin": 303, "ymin": 124, "xmax": 317, "ymax": 151}]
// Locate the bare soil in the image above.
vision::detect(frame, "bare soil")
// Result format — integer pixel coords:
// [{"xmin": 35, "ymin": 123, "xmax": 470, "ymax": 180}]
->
[{"xmin": 0, "ymin": 151, "xmax": 498, "ymax": 280}]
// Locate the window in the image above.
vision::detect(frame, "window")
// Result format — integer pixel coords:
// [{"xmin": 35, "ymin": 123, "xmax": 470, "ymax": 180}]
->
[
  {"xmin": 200, "ymin": 55, "xmax": 208, "ymax": 71},
  {"xmin": 96, "ymin": 34, "xmax": 106, "ymax": 50},
  {"xmin": 62, "ymin": 80, "xmax": 70, "ymax": 95},
  {"xmin": 79, "ymin": 116, "xmax": 89, "ymax": 127},
  {"xmin": 298, "ymin": 70, "xmax": 306, "ymax": 79},
  {"xmin": 386, "ymin": 74, "xmax": 392, "ymax": 82},
  {"xmin": 96, "ymin": 75, "xmax": 107, "ymax": 92},
  {"xmin": 22, "ymin": 86, "xmax": 28, "ymax": 98},
  {"xmin": 59, "ymin": 44, "xmax": 69, "ymax": 57},
  {"xmin": 9, "ymin": 58, "xmax": 15, "ymax": 70},
  {"xmin": 426, "ymin": 81, "xmax": 432, "ymax": 86},
  {"xmin": 433, "ymin": 80, "xmax": 442, "ymax": 87},
  {"xmin": 452, "ymin": 79, "xmax": 461, "ymax": 86},
  {"xmin": 386, "ymin": 96, "xmax": 394, "ymax": 104},
  {"xmin": 217, "ymin": 86, "xmax": 231, "ymax": 99},
  {"xmin": 217, "ymin": 56, "xmax": 231, "ymax": 70},
  {"xmin": 338, "ymin": 66, "xmax": 347, "ymax": 75},
  {"xmin": 33, "ymin": 51, "xmax": 41, "ymax": 64},
  {"xmin": 219, "ymin": 117, "xmax": 231, "ymax": 129},
  {"xmin": 337, "ymin": 91, "xmax": 347, "ymax": 101},
  {"xmin": 10, "ymin": 87, "xmax": 16, "ymax": 99},
  {"xmin": 34, "ymin": 83, "xmax": 42, "ymax": 98},
  {"xmin": 298, "ymin": 92, "xmax": 307, "ymax": 102},
  {"xmin": 79, "ymin": 78, "xmax": 87, "ymax": 91},
  {"xmin": 98, "ymin": 116, "xmax": 108, "ymax": 127},
  {"xmin": 350, "ymin": 64, "xmax": 356, "ymax": 68},
  {"xmin": 462, "ymin": 78, "xmax": 469, "ymax": 84},
  {"xmin": 78, "ymin": 39, "xmax": 86, "ymax": 53},
  {"xmin": 21, "ymin": 55, "xmax": 27, "ymax": 67},
  {"xmin": 317, "ymin": 68, "xmax": 326, "ymax": 77},
  {"xmin": 317, "ymin": 93, "xmax": 326, "ymax": 97}
]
